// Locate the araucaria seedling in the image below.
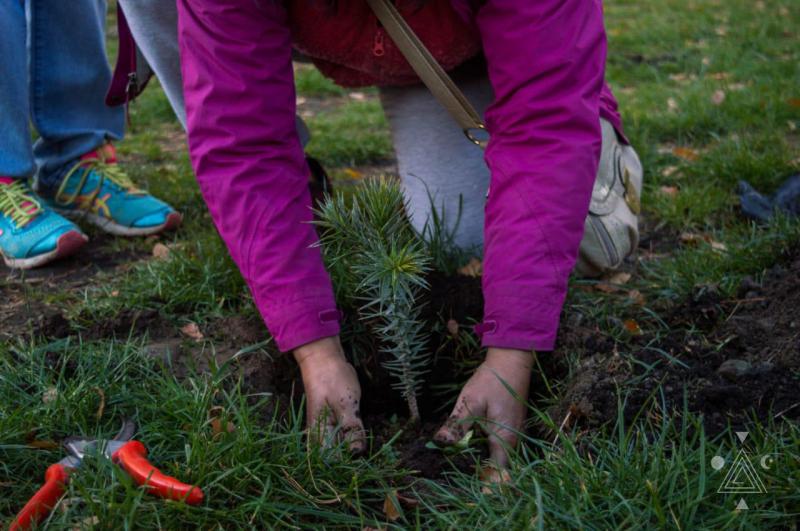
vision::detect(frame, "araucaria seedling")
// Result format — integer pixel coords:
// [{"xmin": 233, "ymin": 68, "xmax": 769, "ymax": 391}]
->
[{"xmin": 315, "ymin": 179, "xmax": 432, "ymax": 422}]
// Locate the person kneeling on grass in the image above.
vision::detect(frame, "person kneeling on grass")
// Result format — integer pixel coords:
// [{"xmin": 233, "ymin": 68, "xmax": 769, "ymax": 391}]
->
[{"xmin": 176, "ymin": 0, "xmax": 642, "ymax": 474}]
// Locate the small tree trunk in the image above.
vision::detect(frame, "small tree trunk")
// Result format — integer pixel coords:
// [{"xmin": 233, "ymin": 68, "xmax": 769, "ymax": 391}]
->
[{"xmin": 406, "ymin": 391, "xmax": 420, "ymax": 424}]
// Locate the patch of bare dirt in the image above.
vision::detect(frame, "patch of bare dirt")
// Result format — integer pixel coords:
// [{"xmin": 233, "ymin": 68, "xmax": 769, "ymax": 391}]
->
[{"xmin": 554, "ymin": 252, "xmax": 800, "ymax": 435}]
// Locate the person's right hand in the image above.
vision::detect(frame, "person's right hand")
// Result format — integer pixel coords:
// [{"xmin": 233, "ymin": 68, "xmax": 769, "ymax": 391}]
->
[{"xmin": 293, "ymin": 336, "xmax": 366, "ymax": 453}]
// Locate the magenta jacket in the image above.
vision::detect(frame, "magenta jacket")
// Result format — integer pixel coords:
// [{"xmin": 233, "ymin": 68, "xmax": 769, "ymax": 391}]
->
[{"xmin": 176, "ymin": 0, "xmax": 624, "ymax": 353}]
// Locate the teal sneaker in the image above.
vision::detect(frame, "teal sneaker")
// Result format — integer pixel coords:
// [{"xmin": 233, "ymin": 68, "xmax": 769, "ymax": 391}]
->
[
  {"xmin": 41, "ymin": 144, "xmax": 182, "ymax": 236},
  {"xmin": 0, "ymin": 177, "xmax": 88, "ymax": 269}
]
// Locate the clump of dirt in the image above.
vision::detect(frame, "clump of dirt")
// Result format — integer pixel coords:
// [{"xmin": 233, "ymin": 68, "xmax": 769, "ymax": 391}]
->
[{"xmin": 554, "ymin": 253, "xmax": 800, "ymax": 435}]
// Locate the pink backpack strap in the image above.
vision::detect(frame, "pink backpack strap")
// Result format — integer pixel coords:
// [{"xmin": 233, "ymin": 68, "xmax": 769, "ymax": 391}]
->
[{"xmin": 106, "ymin": 3, "xmax": 153, "ymax": 107}]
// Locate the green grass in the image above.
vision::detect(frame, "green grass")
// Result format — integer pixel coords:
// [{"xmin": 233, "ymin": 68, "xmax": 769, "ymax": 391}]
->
[{"xmin": 2, "ymin": 0, "xmax": 800, "ymax": 528}]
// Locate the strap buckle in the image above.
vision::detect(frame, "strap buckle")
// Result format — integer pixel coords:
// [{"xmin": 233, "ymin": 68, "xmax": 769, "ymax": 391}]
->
[{"xmin": 463, "ymin": 125, "xmax": 489, "ymax": 149}]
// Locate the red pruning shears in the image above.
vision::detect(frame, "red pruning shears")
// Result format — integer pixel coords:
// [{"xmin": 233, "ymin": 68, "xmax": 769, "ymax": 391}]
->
[{"xmin": 10, "ymin": 419, "xmax": 204, "ymax": 531}]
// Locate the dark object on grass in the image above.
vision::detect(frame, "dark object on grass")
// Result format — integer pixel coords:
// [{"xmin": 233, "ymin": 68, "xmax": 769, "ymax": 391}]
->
[{"xmin": 738, "ymin": 174, "xmax": 800, "ymax": 222}]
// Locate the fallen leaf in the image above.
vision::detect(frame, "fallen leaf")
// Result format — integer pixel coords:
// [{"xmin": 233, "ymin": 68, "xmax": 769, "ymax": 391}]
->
[
  {"xmin": 43, "ymin": 387, "xmax": 58, "ymax": 404},
  {"xmin": 349, "ymin": 92, "xmax": 367, "ymax": 101},
  {"xmin": 446, "ymin": 319, "xmax": 460, "ymax": 336},
  {"xmin": 395, "ymin": 492, "xmax": 420, "ymax": 507},
  {"xmin": 709, "ymin": 72, "xmax": 731, "ymax": 80},
  {"xmin": 296, "ymin": 96, "xmax": 307, "ymax": 106},
  {"xmin": 680, "ymin": 232, "xmax": 727, "ymax": 253},
  {"xmin": 788, "ymin": 98, "xmax": 800, "ymax": 108},
  {"xmin": 383, "ymin": 491, "xmax": 402, "ymax": 521},
  {"xmin": 702, "ymin": 57, "xmax": 711, "ymax": 66},
  {"xmin": 110, "ymin": 290, "xmax": 120, "ymax": 297},
  {"xmin": 152, "ymin": 243, "xmax": 171, "ymax": 260},
  {"xmin": 181, "ymin": 322, "xmax": 204, "ymax": 341},
  {"xmin": 667, "ymin": 97, "xmax": 679, "ymax": 112},
  {"xmin": 209, "ymin": 406, "xmax": 236, "ymax": 437},
  {"xmin": 458, "ymin": 257, "xmax": 483, "ymax": 277},
  {"xmin": 606, "ymin": 272, "xmax": 632, "ymax": 285},
  {"xmin": 659, "ymin": 185, "xmax": 679, "ymax": 198},
  {"xmin": 661, "ymin": 165, "xmax": 680, "ymax": 178},
  {"xmin": 728, "ymin": 83, "xmax": 747, "ymax": 92},
  {"xmin": 623, "ymin": 319, "xmax": 643, "ymax": 335},
  {"xmin": 710, "ymin": 240, "xmax": 728, "ymax": 253},
  {"xmin": 673, "ymin": 147, "xmax": 700, "ymax": 161},
  {"xmin": 342, "ymin": 168, "xmax": 364, "ymax": 180},
  {"xmin": 594, "ymin": 282, "xmax": 621, "ymax": 294},
  {"xmin": 789, "ymin": 121, "xmax": 798, "ymax": 132},
  {"xmin": 71, "ymin": 516, "xmax": 100, "ymax": 531},
  {"xmin": 711, "ymin": 90, "xmax": 726, "ymax": 105},
  {"xmin": 210, "ymin": 418, "xmax": 236, "ymax": 436},
  {"xmin": 628, "ymin": 289, "xmax": 646, "ymax": 305},
  {"xmin": 715, "ymin": 26, "xmax": 728, "ymax": 37},
  {"xmin": 28, "ymin": 439, "xmax": 60, "ymax": 450}
]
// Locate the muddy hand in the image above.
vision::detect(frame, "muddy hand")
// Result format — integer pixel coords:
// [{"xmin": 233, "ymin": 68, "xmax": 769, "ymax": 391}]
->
[
  {"xmin": 435, "ymin": 348, "xmax": 533, "ymax": 472},
  {"xmin": 294, "ymin": 337, "xmax": 366, "ymax": 453}
]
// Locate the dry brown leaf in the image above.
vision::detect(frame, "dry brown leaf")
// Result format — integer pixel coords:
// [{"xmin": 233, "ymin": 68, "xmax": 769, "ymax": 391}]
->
[
  {"xmin": 395, "ymin": 492, "xmax": 420, "ymax": 507},
  {"xmin": 709, "ymin": 72, "xmax": 731, "ymax": 80},
  {"xmin": 628, "ymin": 289, "xmax": 646, "ymax": 306},
  {"xmin": 680, "ymin": 233, "xmax": 727, "ymax": 253},
  {"xmin": 181, "ymin": 322, "xmax": 204, "ymax": 341},
  {"xmin": 659, "ymin": 185, "xmax": 679, "ymax": 198},
  {"xmin": 715, "ymin": 26, "xmax": 728, "ymax": 37},
  {"xmin": 711, "ymin": 90, "xmax": 726, "ymax": 106},
  {"xmin": 342, "ymin": 168, "xmax": 364, "ymax": 180},
  {"xmin": 152, "ymin": 243, "xmax": 171, "ymax": 260},
  {"xmin": 702, "ymin": 57, "xmax": 711, "ymax": 66},
  {"xmin": 110, "ymin": 290, "xmax": 120, "ymax": 297},
  {"xmin": 349, "ymin": 92, "xmax": 367, "ymax": 101},
  {"xmin": 623, "ymin": 319, "xmax": 643, "ymax": 335},
  {"xmin": 210, "ymin": 418, "xmax": 236, "ymax": 436},
  {"xmin": 446, "ymin": 319, "xmax": 460, "ymax": 336},
  {"xmin": 71, "ymin": 516, "xmax": 100, "ymax": 531},
  {"xmin": 606, "ymin": 272, "xmax": 632, "ymax": 285},
  {"xmin": 594, "ymin": 282, "xmax": 621, "ymax": 294},
  {"xmin": 28, "ymin": 439, "xmax": 60, "ymax": 450},
  {"xmin": 383, "ymin": 491, "xmax": 402, "ymax": 521},
  {"xmin": 296, "ymin": 96, "xmax": 307, "ymax": 106},
  {"xmin": 660, "ymin": 165, "xmax": 680, "ymax": 178},
  {"xmin": 672, "ymin": 147, "xmax": 700, "ymax": 161},
  {"xmin": 458, "ymin": 257, "xmax": 483, "ymax": 277},
  {"xmin": 788, "ymin": 98, "xmax": 800, "ymax": 108}
]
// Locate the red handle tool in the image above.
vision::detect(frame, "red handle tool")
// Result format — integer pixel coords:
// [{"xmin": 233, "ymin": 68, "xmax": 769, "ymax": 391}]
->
[
  {"xmin": 112, "ymin": 441, "xmax": 204, "ymax": 505},
  {"xmin": 9, "ymin": 463, "xmax": 70, "ymax": 531}
]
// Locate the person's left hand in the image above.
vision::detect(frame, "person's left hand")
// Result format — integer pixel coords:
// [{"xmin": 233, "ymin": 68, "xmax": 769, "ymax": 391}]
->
[{"xmin": 434, "ymin": 347, "xmax": 533, "ymax": 476}]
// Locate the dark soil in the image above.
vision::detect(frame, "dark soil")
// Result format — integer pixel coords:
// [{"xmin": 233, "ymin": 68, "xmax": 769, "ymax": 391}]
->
[{"xmin": 553, "ymin": 253, "xmax": 800, "ymax": 435}]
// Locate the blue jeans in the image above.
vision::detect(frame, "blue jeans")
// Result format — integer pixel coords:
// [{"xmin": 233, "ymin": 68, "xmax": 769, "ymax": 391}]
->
[{"xmin": 0, "ymin": 0, "xmax": 124, "ymax": 187}]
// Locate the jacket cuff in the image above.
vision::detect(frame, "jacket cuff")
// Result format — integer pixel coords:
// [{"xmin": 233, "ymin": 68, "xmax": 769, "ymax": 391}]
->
[
  {"xmin": 475, "ymin": 287, "xmax": 565, "ymax": 352},
  {"xmin": 266, "ymin": 302, "xmax": 342, "ymax": 352}
]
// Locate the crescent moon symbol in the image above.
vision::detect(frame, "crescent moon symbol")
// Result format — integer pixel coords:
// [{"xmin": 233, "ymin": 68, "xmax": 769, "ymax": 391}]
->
[{"xmin": 760, "ymin": 455, "xmax": 773, "ymax": 470}]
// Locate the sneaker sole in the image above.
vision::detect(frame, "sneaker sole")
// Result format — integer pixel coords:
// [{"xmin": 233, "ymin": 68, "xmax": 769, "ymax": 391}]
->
[
  {"xmin": 2, "ymin": 230, "xmax": 88, "ymax": 270},
  {"xmin": 59, "ymin": 210, "xmax": 183, "ymax": 237}
]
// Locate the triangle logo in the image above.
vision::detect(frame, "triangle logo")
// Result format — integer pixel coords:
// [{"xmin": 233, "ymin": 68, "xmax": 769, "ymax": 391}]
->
[
  {"xmin": 736, "ymin": 498, "xmax": 749, "ymax": 511},
  {"xmin": 736, "ymin": 431, "xmax": 749, "ymax": 443},
  {"xmin": 718, "ymin": 450, "xmax": 767, "ymax": 494}
]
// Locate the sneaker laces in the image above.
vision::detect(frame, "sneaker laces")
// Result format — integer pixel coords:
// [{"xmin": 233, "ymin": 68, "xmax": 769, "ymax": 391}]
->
[
  {"xmin": 55, "ymin": 151, "xmax": 144, "ymax": 208},
  {"xmin": 0, "ymin": 180, "xmax": 43, "ymax": 228}
]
